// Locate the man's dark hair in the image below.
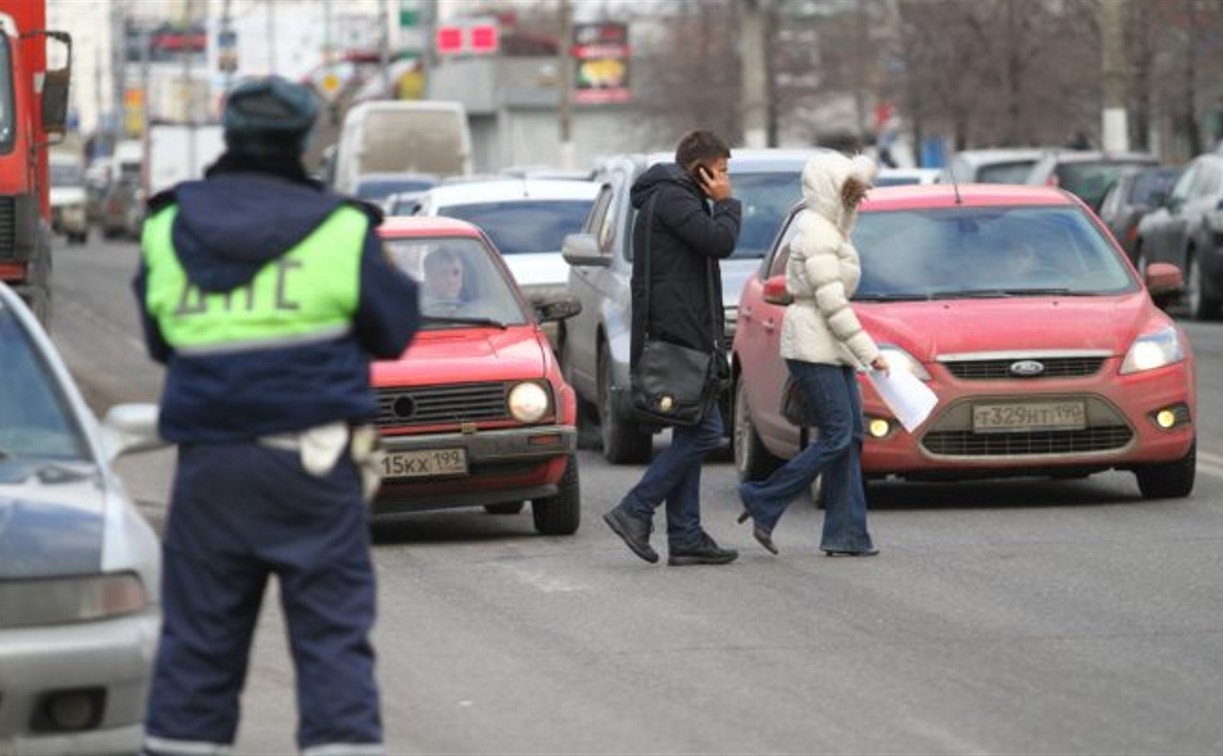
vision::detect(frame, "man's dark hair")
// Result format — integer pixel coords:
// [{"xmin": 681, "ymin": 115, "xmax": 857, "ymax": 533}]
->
[{"xmin": 675, "ymin": 130, "xmax": 731, "ymax": 171}]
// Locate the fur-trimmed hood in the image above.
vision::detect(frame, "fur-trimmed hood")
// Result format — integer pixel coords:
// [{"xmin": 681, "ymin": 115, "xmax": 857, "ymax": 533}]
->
[{"xmin": 801, "ymin": 152, "xmax": 878, "ymax": 237}]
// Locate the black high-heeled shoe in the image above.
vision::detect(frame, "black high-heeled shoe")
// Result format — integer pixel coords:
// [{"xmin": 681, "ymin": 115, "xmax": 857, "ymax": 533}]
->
[{"xmin": 737, "ymin": 510, "xmax": 779, "ymax": 555}]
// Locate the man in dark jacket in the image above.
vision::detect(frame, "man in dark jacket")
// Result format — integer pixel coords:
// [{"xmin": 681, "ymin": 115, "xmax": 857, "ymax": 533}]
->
[
  {"xmin": 134, "ymin": 77, "xmax": 419, "ymax": 755},
  {"xmin": 603, "ymin": 130, "xmax": 742, "ymax": 566}
]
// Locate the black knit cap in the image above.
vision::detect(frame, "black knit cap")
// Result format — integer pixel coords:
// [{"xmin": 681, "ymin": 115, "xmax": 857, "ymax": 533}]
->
[{"xmin": 222, "ymin": 76, "xmax": 318, "ymax": 157}]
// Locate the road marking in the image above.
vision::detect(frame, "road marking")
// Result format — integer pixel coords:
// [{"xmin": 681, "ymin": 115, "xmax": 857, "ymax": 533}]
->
[
  {"xmin": 1199, "ymin": 449, "xmax": 1223, "ymax": 467},
  {"xmin": 1198, "ymin": 461, "xmax": 1223, "ymax": 480}
]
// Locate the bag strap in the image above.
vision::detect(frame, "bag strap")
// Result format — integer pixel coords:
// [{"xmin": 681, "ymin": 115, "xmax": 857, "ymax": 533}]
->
[{"xmin": 640, "ymin": 190, "xmax": 722, "ymax": 352}]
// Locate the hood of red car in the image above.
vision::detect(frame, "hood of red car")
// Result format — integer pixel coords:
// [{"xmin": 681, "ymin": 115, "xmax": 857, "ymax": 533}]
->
[
  {"xmin": 371, "ymin": 325, "xmax": 547, "ymax": 386},
  {"xmin": 858, "ymin": 291, "xmax": 1164, "ymax": 361}
]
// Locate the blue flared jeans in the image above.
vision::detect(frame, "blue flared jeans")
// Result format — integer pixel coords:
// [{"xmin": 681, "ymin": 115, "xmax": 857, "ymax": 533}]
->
[
  {"xmin": 740, "ymin": 361, "xmax": 874, "ymax": 552},
  {"xmin": 620, "ymin": 406, "xmax": 724, "ymax": 547}
]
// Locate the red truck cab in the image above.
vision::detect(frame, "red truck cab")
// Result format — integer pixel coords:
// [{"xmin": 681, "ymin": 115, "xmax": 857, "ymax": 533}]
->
[{"xmin": 0, "ymin": 3, "xmax": 71, "ymax": 324}]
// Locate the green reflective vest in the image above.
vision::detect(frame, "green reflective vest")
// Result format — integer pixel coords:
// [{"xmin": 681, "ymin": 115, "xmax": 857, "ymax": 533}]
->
[{"xmin": 142, "ymin": 204, "xmax": 366, "ymax": 355}]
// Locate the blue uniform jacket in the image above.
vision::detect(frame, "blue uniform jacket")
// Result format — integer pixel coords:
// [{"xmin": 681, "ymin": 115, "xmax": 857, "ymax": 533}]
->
[{"xmin": 133, "ymin": 173, "xmax": 420, "ymax": 443}]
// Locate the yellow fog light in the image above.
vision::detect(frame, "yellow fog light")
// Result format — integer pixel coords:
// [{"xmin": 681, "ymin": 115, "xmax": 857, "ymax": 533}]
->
[
  {"xmin": 1155, "ymin": 410, "xmax": 1177, "ymax": 429},
  {"xmin": 868, "ymin": 418, "xmax": 891, "ymax": 438}
]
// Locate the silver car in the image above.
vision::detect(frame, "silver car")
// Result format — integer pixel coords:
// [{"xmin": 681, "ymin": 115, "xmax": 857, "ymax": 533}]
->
[
  {"xmin": 561, "ymin": 149, "xmax": 825, "ymax": 463},
  {"xmin": 0, "ymin": 282, "xmax": 162, "ymax": 755}
]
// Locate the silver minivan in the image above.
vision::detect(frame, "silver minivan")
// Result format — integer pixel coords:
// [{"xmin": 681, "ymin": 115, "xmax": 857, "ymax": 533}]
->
[{"xmin": 561, "ymin": 149, "xmax": 825, "ymax": 463}]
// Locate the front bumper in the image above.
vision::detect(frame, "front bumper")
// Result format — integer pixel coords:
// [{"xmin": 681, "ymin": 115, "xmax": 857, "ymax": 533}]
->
[
  {"xmin": 860, "ymin": 357, "xmax": 1195, "ymax": 479},
  {"xmin": 0, "ymin": 608, "xmax": 159, "ymax": 754},
  {"xmin": 374, "ymin": 424, "xmax": 576, "ymax": 514}
]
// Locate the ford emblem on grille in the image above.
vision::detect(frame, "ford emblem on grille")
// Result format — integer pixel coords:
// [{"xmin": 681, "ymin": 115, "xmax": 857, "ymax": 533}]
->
[{"xmin": 1009, "ymin": 360, "xmax": 1045, "ymax": 377}]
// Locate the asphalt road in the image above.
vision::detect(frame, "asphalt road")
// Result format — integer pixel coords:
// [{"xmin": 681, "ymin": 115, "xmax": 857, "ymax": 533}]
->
[{"xmin": 50, "ymin": 234, "xmax": 1223, "ymax": 754}]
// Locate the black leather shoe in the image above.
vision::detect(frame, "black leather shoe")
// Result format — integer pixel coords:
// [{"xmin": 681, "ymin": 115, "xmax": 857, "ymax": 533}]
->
[
  {"xmin": 668, "ymin": 533, "xmax": 739, "ymax": 566},
  {"xmin": 823, "ymin": 547, "xmax": 879, "ymax": 557},
  {"xmin": 603, "ymin": 506, "xmax": 659, "ymax": 563}
]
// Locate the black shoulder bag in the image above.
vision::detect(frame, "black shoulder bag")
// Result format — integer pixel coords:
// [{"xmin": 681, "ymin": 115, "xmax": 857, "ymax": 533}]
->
[{"xmin": 630, "ymin": 195, "xmax": 723, "ymax": 427}]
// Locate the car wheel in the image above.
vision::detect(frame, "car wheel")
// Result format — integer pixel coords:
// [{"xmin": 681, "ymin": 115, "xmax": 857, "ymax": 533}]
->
[
  {"xmin": 532, "ymin": 453, "xmax": 580, "ymax": 535},
  {"xmin": 1136, "ymin": 440, "xmax": 1195, "ymax": 500},
  {"xmin": 732, "ymin": 375, "xmax": 783, "ymax": 482},
  {"xmin": 598, "ymin": 341, "xmax": 652, "ymax": 464},
  {"xmin": 484, "ymin": 502, "xmax": 525, "ymax": 515},
  {"xmin": 1186, "ymin": 252, "xmax": 1222, "ymax": 321}
]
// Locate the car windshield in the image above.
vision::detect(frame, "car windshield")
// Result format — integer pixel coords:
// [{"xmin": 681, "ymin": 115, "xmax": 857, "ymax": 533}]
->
[
  {"xmin": 851, "ymin": 205, "xmax": 1138, "ymax": 300},
  {"xmin": 975, "ymin": 161, "xmax": 1037, "ymax": 184},
  {"xmin": 355, "ymin": 177, "xmax": 436, "ymax": 202},
  {"xmin": 732, "ymin": 171, "xmax": 804, "ymax": 259},
  {"xmin": 439, "ymin": 200, "xmax": 593, "ymax": 255},
  {"xmin": 51, "ymin": 162, "xmax": 83, "ymax": 187},
  {"xmin": 0, "ymin": 306, "xmax": 89, "ymax": 461},
  {"xmin": 382, "ymin": 236, "xmax": 530, "ymax": 328},
  {"xmin": 1055, "ymin": 161, "xmax": 1154, "ymax": 208}
]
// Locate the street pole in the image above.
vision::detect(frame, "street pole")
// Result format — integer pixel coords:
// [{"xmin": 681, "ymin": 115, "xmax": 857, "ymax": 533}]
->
[
  {"xmin": 111, "ymin": 0, "xmax": 126, "ymax": 150},
  {"xmin": 741, "ymin": 0, "xmax": 768, "ymax": 149},
  {"xmin": 266, "ymin": 0, "xmax": 277, "ymax": 76},
  {"xmin": 182, "ymin": 0, "xmax": 197, "ymax": 178},
  {"xmin": 380, "ymin": 0, "xmax": 392, "ymax": 97},
  {"xmin": 1100, "ymin": 0, "xmax": 1129, "ymax": 153},
  {"xmin": 558, "ymin": 0, "xmax": 574, "ymax": 169}
]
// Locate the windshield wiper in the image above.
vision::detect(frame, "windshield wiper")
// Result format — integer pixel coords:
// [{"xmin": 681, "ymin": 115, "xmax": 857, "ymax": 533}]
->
[
  {"xmin": 994, "ymin": 287, "xmax": 1092, "ymax": 297},
  {"xmin": 422, "ymin": 315, "xmax": 509, "ymax": 329},
  {"xmin": 855, "ymin": 293, "xmax": 933, "ymax": 302},
  {"xmin": 930, "ymin": 289, "xmax": 1017, "ymax": 299}
]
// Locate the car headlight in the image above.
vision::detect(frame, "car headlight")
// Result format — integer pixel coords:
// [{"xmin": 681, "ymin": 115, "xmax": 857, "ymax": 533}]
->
[
  {"xmin": 508, "ymin": 381, "xmax": 550, "ymax": 422},
  {"xmin": 877, "ymin": 345, "xmax": 931, "ymax": 380},
  {"xmin": 0, "ymin": 572, "xmax": 149, "ymax": 628},
  {"xmin": 1120, "ymin": 325, "xmax": 1185, "ymax": 374}
]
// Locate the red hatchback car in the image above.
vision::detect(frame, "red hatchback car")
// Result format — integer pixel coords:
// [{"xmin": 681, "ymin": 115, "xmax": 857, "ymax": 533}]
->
[
  {"xmin": 371, "ymin": 217, "xmax": 582, "ymax": 534},
  {"xmin": 733, "ymin": 185, "xmax": 1197, "ymax": 500}
]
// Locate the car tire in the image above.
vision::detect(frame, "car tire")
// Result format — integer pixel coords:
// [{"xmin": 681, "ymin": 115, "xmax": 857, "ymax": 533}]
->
[
  {"xmin": 484, "ymin": 502, "xmax": 525, "ymax": 515},
  {"xmin": 598, "ymin": 341, "xmax": 652, "ymax": 464},
  {"xmin": 1185, "ymin": 252, "xmax": 1222, "ymax": 321},
  {"xmin": 532, "ymin": 453, "xmax": 580, "ymax": 535},
  {"xmin": 733, "ymin": 375, "xmax": 783, "ymax": 482},
  {"xmin": 1135, "ymin": 440, "xmax": 1195, "ymax": 500}
]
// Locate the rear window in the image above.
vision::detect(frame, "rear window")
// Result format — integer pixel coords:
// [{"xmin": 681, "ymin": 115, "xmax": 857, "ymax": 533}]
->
[
  {"xmin": 1129, "ymin": 169, "xmax": 1179, "ymax": 206},
  {"xmin": 975, "ymin": 161, "xmax": 1037, "ymax": 184},
  {"xmin": 439, "ymin": 200, "xmax": 593, "ymax": 255},
  {"xmin": 851, "ymin": 205, "xmax": 1138, "ymax": 300},
  {"xmin": 355, "ymin": 177, "xmax": 435, "ymax": 202},
  {"xmin": 1055, "ymin": 161, "xmax": 1155, "ymax": 208}
]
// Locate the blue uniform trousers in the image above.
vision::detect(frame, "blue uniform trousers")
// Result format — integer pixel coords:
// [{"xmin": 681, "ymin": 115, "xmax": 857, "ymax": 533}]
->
[{"xmin": 144, "ymin": 441, "xmax": 382, "ymax": 754}]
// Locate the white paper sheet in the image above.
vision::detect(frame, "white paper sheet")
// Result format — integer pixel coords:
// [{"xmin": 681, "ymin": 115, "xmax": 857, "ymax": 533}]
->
[{"xmin": 867, "ymin": 369, "xmax": 938, "ymax": 432}]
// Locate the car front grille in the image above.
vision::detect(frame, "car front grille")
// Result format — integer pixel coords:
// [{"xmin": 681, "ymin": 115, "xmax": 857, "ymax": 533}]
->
[
  {"xmin": 943, "ymin": 356, "xmax": 1106, "ymax": 380},
  {"xmin": 921, "ymin": 426, "xmax": 1133, "ymax": 456},
  {"xmin": 376, "ymin": 382, "xmax": 508, "ymax": 428}
]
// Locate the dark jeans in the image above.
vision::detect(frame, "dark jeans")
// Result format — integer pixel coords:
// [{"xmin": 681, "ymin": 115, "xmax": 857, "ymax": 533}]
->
[
  {"xmin": 620, "ymin": 406, "xmax": 724, "ymax": 546},
  {"xmin": 740, "ymin": 361, "xmax": 874, "ymax": 552}
]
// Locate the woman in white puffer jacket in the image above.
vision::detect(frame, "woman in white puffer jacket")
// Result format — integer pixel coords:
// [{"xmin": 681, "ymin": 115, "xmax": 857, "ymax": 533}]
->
[{"xmin": 737, "ymin": 151, "xmax": 889, "ymax": 556}]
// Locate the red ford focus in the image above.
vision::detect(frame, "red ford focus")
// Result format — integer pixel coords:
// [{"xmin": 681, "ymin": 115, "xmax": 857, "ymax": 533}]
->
[
  {"xmin": 733, "ymin": 184, "xmax": 1196, "ymax": 500},
  {"xmin": 371, "ymin": 217, "xmax": 582, "ymax": 534}
]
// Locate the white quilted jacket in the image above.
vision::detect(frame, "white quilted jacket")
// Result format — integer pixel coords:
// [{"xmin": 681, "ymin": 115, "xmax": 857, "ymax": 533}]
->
[{"xmin": 779, "ymin": 152, "xmax": 881, "ymax": 369}]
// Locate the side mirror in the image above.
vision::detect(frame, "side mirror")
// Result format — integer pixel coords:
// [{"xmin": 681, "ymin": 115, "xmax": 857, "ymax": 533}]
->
[
  {"xmin": 26, "ymin": 30, "xmax": 72, "ymax": 140},
  {"xmin": 99, "ymin": 403, "xmax": 166, "ymax": 462},
  {"xmin": 762, "ymin": 274, "xmax": 793, "ymax": 306},
  {"xmin": 535, "ymin": 294, "xmax": 582, "ymax": 323},
  {"xmin": 1145, "ymin": 262, "xmax": 1184, "ymax": 304},
  {"xmin": 562, "ymin": 233, "xmax": 609, "ymax": 268}
]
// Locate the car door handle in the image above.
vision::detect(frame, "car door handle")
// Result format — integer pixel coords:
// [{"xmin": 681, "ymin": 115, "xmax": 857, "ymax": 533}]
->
[
  {"xmin": 740, "ymin": 305, "xmax": 752, "ymax": 321},
  {"xmin": 762, "ymin": 317, "xmax": 775, "ymax": 332}
]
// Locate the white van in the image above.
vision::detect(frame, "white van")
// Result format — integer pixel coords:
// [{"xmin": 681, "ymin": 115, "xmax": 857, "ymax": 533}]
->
[{"xmin": 332, "ymin": 101, "xmax": 472, "ymax": 195}]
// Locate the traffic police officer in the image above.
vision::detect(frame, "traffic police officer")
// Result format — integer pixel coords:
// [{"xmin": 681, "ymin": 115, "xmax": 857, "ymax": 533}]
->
[{"xmin": 134, "ymin": 76, "xmax": 419, "ymax": 755}]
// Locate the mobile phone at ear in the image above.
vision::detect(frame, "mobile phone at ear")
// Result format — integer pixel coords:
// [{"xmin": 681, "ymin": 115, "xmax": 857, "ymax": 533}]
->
[{"xmin": 693, "ymin": 165, "xmax": 711, "ymax": 184}]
